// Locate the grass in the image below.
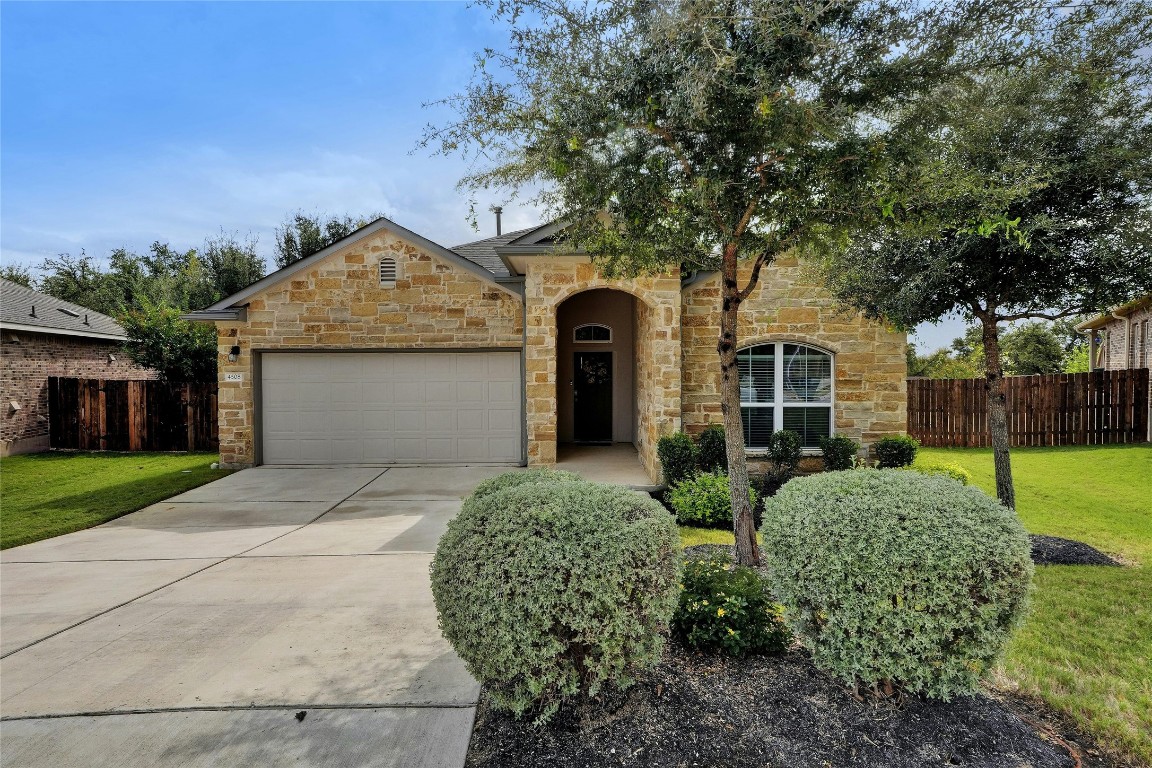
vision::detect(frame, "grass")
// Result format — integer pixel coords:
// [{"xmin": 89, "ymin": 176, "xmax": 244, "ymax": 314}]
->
[
  {"xmin": 677, "ymin": 444, "xmax": 1152, "ymax": 765},
  {"xmin": 920, "ymin": 445, "xmax": 1151, "ymax": 766},
  {"xmin": 0, "ymin": 451, "xmax": 230, "ymax": 549}
]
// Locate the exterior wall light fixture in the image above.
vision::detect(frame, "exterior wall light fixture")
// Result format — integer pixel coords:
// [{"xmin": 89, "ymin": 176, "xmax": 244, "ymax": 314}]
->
[{"xmin": 228, "ymin": 345, "xmax": 241, "ymax": 363}]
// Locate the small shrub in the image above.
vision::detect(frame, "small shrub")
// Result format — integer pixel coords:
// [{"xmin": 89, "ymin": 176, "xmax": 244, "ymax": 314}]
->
[
  {"xmin": 760, "ymin": 469, "xmax": 1033, "ymax": 699},
  {"xmin": 667, "ymin": 471, "xmax": 759, "ymax": 529},
  {"xmin": 697, "ymin": 424, "xmax": 727, "ymax": 473},
  {"xmin": 658, "ymin": 432, "xmax": 699, "ymax": 485},
  {"xmin": 872, "ymin": 435, "xmax": 919, "ymax": 468},
  {"xmin": 469, "ymin": 467, "xmax": 583, "ymax": 501},
  {"xmin": 903, "ymin": 460, "xmax": 972, "ymax": 485},
  {"xmin": 672, "ymin": 553, "xmax": 791, "ymax": 656},
  {"xmin": 818, "ymin": 434, "xmax": 859, "ymax": 471},
  {"xmin": 761, "ymin": 429, "xmax": 802, "ymax": 496},
  {"xmin": 431, "ymin": 477, "xmax": 681, "ymax": 724}
]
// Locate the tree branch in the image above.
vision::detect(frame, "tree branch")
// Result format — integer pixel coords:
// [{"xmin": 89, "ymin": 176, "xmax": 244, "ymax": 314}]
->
[{"xmin": 996, "ymin": 308, "xmax": 1084, "ymax": 322}]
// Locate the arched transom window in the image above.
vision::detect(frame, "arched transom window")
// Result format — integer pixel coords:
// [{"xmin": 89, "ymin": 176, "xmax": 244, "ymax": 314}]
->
[
  {"xmin": 738, "ymin": 342, "xmax": 833, "ymax": 449},
  {"xmin": 573, "ymin": 323, "xmax": 612, "ymax": 343}
]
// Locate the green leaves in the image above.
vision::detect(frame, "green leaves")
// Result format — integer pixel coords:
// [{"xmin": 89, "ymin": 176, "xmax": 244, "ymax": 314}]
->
[
  {"xmin": 761, "ymin": 469, "xmax": 1034, "ymax": 699},
  {"xmin": 430, "ymin": 475, "xmax": 682, "ymax": 724}
]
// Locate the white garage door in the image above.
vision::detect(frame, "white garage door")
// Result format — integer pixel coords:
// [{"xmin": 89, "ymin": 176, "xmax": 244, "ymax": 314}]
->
[{"xmin": 260, "ymin": 351, "xmax": 522, "ymax": 464}]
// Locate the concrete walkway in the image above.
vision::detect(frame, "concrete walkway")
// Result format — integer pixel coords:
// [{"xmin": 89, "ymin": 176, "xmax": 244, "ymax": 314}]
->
[
  {"xmin": 555, "ymin": 443, "xmax": 657, "ymax": 490},
  {"xmin": 0, "ymin": 465, "xmax": 513, "ymax": 767}
]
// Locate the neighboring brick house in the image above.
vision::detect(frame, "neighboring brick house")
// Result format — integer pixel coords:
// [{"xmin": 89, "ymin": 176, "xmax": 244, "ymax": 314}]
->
[
  {"xmin": 0, "ymin": 279, "xmax": 155, "ymax": 456},
  {"xmin": 1076, "ymin": 294, "xmax": 1151, "ymax": 441},
  {"xmin": 1075, "ymin": 295, "xmax": 1152, "ymax": 373},
  {"xmin": 185, "ymin": 218, "xmax": 906, "ymax": 481}
]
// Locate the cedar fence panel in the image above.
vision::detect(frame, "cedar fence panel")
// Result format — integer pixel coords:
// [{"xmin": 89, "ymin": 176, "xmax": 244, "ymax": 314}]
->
[
  {"xmin": 48, "ymin": 377, "xmax": 218, "ymax": 452},
  {"xmin": 907, "ymin": 369, "xmax": 1149, "ymax": 448}
]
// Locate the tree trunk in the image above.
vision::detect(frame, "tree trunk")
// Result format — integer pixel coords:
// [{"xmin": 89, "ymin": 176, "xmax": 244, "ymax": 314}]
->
[
  {"xmin": 718, "ymin": 245, "xmax": 760, "ymax": 566},
  {"xmin": 980, "ymin": 316, "xmax": 1016, "ymax": 510}
]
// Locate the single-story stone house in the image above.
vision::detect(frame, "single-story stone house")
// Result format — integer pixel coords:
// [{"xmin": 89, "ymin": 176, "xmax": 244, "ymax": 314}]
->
[
  {"xmin": 186, "ymin": 218, "xmax": 906, "ymax": 481},
  {"xmin": 0, "ymin": 278, "xmax": 154, "ymax": 456}
]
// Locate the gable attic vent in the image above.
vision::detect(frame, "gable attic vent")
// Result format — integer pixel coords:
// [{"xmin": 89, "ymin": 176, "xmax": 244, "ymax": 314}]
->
[{"xmin": 379, "ymin": 257, "xmax": 399, "ymax": 288}]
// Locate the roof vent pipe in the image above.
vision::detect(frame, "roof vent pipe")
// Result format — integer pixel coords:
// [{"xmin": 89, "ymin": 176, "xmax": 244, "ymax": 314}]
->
[
  {"xmin": 30, "ymin": 305, "xmax": 36, "ymax": 318},
  {"xmin": 492, "ymin": 206, "xmax": 503, "ymax": 237}
]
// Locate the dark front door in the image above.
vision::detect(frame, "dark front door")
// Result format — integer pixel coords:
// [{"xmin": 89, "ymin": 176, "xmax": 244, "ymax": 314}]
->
[{"xmin": 573, "ymin": 351, "xmax": 613, "ymax": 443}]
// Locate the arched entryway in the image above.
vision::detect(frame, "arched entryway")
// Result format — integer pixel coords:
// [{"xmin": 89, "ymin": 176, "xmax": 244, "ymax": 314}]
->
[{"xmin": 556, "ymin": 289, "xmax": 636, "ymax": 445}]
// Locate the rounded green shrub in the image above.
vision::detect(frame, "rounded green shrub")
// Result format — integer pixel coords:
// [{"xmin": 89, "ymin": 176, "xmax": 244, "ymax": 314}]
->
[
  {"xmin": 430, "ymin": 479, "xmax": 682, "ymax": 723},
  {"xmin": 658, "ymin": 432, "xmax": 699, "ymax": 485},
  {"xmin": 696, "ymin": 424, "xmax": 727, "ymax": 472},
  {"xmin": 872, "ymin": 435, "xmax": 919, "ymax": 468},
  {"xmin": 818, "ymin": 434, "xmax": 860, "ymax": 471},
  {"xmin": 903, "ymin": 460, "xmax": 972, "ymax": 485},
  {"xmin": 667, "ymin": 471, "xmax": 758, "ymax": 528},
  {"xmin": 468, "ymin": 467, "xmax": 583, "ymax": 502},
  {"xmin": 672, "ymin": 553, "xmax": 790, "ymax": 656},
  {"xmin": 760, "ymin": 469, "xmax": 1033, "ymax": 699}
]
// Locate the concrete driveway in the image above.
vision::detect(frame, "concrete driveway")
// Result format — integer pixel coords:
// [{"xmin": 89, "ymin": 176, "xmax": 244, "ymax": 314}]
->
[{"xmin": 0, "ymin": 465, "xmax": 512, "ymax": 767}]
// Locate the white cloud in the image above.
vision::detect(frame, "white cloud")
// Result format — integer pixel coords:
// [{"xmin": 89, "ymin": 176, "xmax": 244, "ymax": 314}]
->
[{"xmin": 0, "ymin": 140, "xmax": 546, "ymax": 273}]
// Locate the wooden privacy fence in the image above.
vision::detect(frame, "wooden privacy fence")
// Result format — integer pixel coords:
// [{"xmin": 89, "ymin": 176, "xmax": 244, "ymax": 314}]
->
[
  {"xmin": 48, "ymin": 377, "xmax": 218, "ymax": 452},
  {"xmin": 908, "ymin": 369, "xmax": 1149, "ymax": 447}
]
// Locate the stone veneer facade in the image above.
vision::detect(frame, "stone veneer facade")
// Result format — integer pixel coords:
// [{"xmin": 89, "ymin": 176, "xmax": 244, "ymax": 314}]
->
[
  {"xmin": 213, "ymin": 228, "xmax": 524, "ymax": 468},
  {"xmin": 522, "ymin": 258, "xmax": 682, "ymax": 479},
  {"xmin": 680, "ymin": 255, "xmax": 908, "ymax": 460},
  {"xmin": 211, "ymin": 225, "xmax": 907, "ymax": 479},
  {"xmin": 1, "ymin": 330, "xmax": 155, "ymax": 456}
]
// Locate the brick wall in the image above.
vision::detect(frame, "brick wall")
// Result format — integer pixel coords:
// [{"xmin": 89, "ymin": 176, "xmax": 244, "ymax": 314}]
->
[
  {"xmin": 1101, "ymin": 306, "xmax": 1152, "ymax": 371},
  {"xmin": 681, "ymin": 255, "xmax": 907, "ymax": 460},
  {"xmin": 213, "ymin": 227, "xmax": 525, "ymax": 468},
  {"xmin": 0, "ymin": 330, "xmax": 155, "ymax": 456}
]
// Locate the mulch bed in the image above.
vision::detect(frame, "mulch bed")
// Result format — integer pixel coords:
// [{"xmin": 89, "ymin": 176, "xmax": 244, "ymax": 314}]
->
[
  {"xmin": 1029, "ymin": 535, "xmax": 1119, "ymax": 566},
  {"xmin": 467, "ymin": 542, "xmax": 1119, "ymax": 768},
  {"xmin": 466, "ymin": 641, "xmax": 1108, "ymax": 768}
]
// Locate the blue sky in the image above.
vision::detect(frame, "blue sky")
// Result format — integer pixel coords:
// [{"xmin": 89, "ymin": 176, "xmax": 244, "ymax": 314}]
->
[{"xmin": 0, "ymin": 0, "xmax": 966, "ymax": 349}]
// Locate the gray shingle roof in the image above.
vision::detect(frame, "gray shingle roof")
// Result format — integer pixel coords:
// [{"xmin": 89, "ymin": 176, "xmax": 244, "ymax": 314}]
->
[
  {"xmin": 0, "ymin": 278, "xmax": 126, "ymax": 340},
  {"xmin": 449, "ymin": 227, "xmax": 539, "ymax": 278}
]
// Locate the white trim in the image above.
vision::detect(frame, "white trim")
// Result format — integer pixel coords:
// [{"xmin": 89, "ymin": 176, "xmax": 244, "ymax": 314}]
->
[
  {"xmin": 0, "ymin": 321, "xmax": 126, "ymax": 342},
  {"xmin": 738, "ymin": 341, "xmax": 835, "ymax": 450}
]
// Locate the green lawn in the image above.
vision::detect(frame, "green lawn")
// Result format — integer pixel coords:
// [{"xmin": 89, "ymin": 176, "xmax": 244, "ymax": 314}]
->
[
  {"xmin": 0, "ymin": 452, "xmax": 230, "ymax": 549},
  {"xmin": 678, "ymin": 444, "xmax": 1152, "ymax": 765},
  {"xmin": 920, "ymin": 445, "xmax": 1151, "ymax": 767}
]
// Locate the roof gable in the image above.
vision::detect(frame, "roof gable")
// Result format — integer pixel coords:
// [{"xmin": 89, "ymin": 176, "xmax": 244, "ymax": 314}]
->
[
  {"xmin": 202, "ymin": 217, "xmax": 520, "ymax": 315},
  {"xmin": 0, "ymin": 279, "xmax": 126, "ymax": 340}
]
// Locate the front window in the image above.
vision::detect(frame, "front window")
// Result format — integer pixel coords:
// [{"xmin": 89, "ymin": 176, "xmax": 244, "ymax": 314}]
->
[{"xmin": 738, "ymin": 342, "xmax": 833, "ymax": 450}]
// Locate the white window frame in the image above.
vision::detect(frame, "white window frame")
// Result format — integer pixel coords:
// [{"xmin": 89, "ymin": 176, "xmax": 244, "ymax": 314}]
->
[
  {"xmin": 738, "ymin": 341, "xmax": 835, "ymax": 453},
  {"xmin": 573, "ymin": 323, "xmax": 612, "ymax": 343}
]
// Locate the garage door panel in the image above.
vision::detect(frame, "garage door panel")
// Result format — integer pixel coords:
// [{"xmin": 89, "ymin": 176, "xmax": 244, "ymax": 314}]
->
[
  {"xmin": 362, "ymin": 409, "xmax": 395, "ymax": 431},
  {"xmin": 393, "ymin": 382, "xmax": 425, "ymax": 404},
  {"xmin": 457, "ymin": 410, "xmax": 484, "ymax": 431},
  {"xmin": 261, "ymin": 351, "xmax": 522, "ymax": 464},
  {"xmin": 425, "ymin": 381, "xmax": 455, "ymax": 403},
  {"xmin": 488, "ymin": 407, "xmax": 520, "ymax": 430},
  {"xmin": 488, "ymin": 381, "xmax": 517, "ymax": 403}
]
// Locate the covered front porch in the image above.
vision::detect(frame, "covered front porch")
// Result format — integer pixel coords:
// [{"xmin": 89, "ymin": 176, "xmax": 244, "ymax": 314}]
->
[{"xmin": 555, "ymin": 442, "xmax": 658, "ymax": 490}]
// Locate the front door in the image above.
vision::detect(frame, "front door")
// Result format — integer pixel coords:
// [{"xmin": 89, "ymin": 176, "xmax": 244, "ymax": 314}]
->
[{"xmin": 573, "ymin": 351, "xmax": 613, "ymax": 443}]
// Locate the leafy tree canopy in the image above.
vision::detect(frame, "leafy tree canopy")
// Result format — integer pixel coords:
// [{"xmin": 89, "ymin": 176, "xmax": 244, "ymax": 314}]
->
[
  {"xmin": 0, "ymin": 263, "xmax": 34, "ymax": 287},
  {"xmin": 273, "ymin": 212, "xmax": 380, "ymax": 269},
  {"xmin": 118, "ymin": 298, "xmax": 218, "ymax": 383},
  {"xmin": 425, "ymin": 0, "xmax": 1033, "ymax": 564}
]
